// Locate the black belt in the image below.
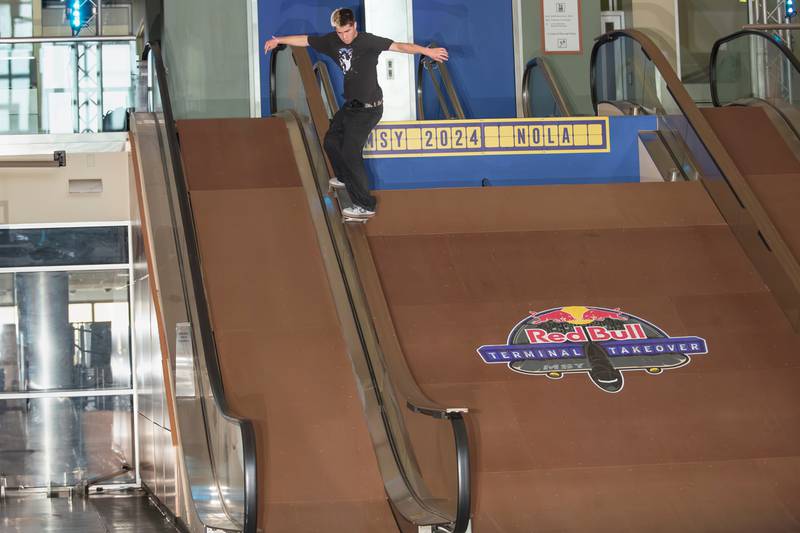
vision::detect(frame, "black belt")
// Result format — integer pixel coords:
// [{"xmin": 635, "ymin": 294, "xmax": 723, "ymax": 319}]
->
[{"xmin": 347, "ymin": 99, "xmax": 383, "ymax": 109}]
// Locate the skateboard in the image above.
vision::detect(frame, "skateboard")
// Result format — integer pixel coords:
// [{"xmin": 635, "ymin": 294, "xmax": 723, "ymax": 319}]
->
[{"xmin": 329, "ymin": 183, "xmax": 373, "ymax": 224}]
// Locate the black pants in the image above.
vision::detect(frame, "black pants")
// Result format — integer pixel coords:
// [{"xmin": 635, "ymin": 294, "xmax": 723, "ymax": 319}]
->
[{"xmin": 324, "ymin": 103, "xmax": 382, "ymax": 210}]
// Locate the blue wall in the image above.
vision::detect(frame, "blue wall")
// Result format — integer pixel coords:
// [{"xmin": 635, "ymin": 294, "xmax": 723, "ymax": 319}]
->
[
  {"xmin": 258, "ymin": 1, "xmax": 363, "ymax": 116},
  {"xmin": 366, "ymin": 116, "xmax": 657, "ymax": 189},
  {"xmin": 259, "ymin": 0, "xmax": 519, "ymax": 119},
  {"xmin": 413, "ymin": 0, "xmax": 516, "ymax": 120}
]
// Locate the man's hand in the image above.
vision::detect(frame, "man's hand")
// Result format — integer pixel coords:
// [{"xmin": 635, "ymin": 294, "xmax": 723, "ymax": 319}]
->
[
  {"xmin": 426, "ymin": 47, "xmax": 449, "ymax": 62},
  {"xmin": 264, "ymin": 36, "xmax": 280, "ymax": 54}
]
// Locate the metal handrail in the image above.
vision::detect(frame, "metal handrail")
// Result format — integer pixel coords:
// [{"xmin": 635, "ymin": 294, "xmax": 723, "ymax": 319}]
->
[
  {"xmin": 416, "ymin": 43, "xmax": 465, "ymax": 120},
  {"xmin": 590, "ymin": 29, "xmax": 800, "ymax": 332},
  {"xmin": 313, "ymin": 60, "xmax": 340, "ymax": 116},
  {"xmin": 143, "ymin": 41, "xmax": 258, "ymax": 533},
  {"xmin": 273, "ymin": 45, "xmax": 471, "ymax": 533},
  {"xmin": 521, "ymin": 56, "xmax": 572, "ymax": 117},
  {"xmin": 709, "ymin": 29, "xmax": 800, "ymax": 107}
]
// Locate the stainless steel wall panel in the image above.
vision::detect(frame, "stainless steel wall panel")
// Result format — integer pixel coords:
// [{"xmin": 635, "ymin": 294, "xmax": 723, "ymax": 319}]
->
[
  {"xmin": 138, "ymin": 412, "xmax": 156, "ymax": 492},
  {"xmin": 150, "ymin": 298, "xmax": 164, "ymax": 428}
]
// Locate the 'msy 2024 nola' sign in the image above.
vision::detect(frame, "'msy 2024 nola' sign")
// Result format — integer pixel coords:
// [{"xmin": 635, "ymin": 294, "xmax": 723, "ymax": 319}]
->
[{"xmin": 477, "ymin": 306, "xmax": 708, "ymax": 393}]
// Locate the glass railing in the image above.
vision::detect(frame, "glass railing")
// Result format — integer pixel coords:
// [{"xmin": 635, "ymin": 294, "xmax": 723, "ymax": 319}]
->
[
  {"xmin": 522, "ymin": 57, "xmax": 572, "ymax": 117},
  {"xmin": 135, "ymin": 42, "xmax": 256, "ymax": 533},
  {"xmin": 161, "ymin": 0, "xmax": 259, "ymax": 120},
  {"xmin": 592, "ymin": 32, "xmax": 704, "ymax": 179},
  {"xmin": 270, "ymin": 45, "xmax": 470, "ymax": 533},
  {"xmin": 710, "ymin": 29, "xmax": 800, "ymax": 139},
  {"xmin": 0, "ymin": 36, "xmax": 136, "ymax": 135}
]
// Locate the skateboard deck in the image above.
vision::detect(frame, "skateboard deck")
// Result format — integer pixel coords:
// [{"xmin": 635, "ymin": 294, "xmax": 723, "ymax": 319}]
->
[{"xmin": 330, "ymin": 184, "xmax": 372, "ymax": 224}]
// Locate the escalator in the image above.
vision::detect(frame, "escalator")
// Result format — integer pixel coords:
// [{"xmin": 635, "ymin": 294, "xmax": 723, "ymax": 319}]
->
[
  {"xmin": 710, "ymin": 29, "xmax": 800, "ymax": 145},
  {"xmin": 266, "ymin": 31, "xmax": 800, "ymax": 530},
  {"xmin": 521, "ymin": 56, "xmax": 572, "ymax": 117},
  {"xmin": 132, "ymin": 42, "xmax": 469, "ymax": 533},
  {"xmin": 592, "ymin": 30, "xmax": 800, "ymax": 332}
]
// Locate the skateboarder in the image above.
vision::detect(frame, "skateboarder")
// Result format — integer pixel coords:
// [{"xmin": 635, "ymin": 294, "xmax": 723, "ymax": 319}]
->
[{"xmin": 264, "ymin": 8, "xmax": 448, "ymax": 219}]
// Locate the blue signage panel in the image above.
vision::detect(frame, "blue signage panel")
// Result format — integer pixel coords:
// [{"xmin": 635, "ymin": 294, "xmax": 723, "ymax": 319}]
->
[{"xmin": 363, "ymin": 117, "xmax": 610, "ymax": 159}]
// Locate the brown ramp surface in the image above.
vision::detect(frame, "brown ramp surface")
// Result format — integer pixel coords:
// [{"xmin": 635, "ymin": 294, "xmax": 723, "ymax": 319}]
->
[
  {"xmin": 177, "ymin": 118, "xmax": 397, "ymax": 532},
  {"xmin": 364, "ymin": 182, "xmax": 800, "ymax": 532},
  {"xmin": 701, "ymin": 106, "xmax": 800, "ymax": 261}
]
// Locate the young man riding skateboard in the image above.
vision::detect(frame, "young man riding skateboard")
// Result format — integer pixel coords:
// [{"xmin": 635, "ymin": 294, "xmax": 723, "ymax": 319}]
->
[{"xmin": 264, "ymin": 8, "xmax": 448, "ymax": 219}]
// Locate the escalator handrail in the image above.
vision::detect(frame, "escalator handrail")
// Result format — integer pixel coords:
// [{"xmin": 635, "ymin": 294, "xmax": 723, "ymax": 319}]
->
[
  {"xmin": 709, "ymin": 29, "xmax": 800, "ymax": 108},
  {"xmin": 269, "ymin": 43, "xmax": 288, "ymax": 114},
  {"xmin": 521, "ymin": 56, "xmax": 572, "ymax": 117},
  {"xmin": 416, "ymin": 42, "xmax": 466, "ymax": 120},
  {"xmin": 142, "ymin": 41, "xmax": 258, "ymax": 533},
  {"xmin": 590, "ymin": 29, "xmax": 800, "ymax": 330},
  {"xmin": 273, "ymin": 45, "xmax": 471, "ymax": 533},
  {"xmin": 313, "ymin": 60, "xmax": 341, "ymax": 115}
]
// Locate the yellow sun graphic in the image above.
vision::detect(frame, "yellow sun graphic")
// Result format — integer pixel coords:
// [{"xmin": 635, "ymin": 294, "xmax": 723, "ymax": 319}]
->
[{"xmin": 560, "ymin": 306, "xmax": 594, "ymax": 325}]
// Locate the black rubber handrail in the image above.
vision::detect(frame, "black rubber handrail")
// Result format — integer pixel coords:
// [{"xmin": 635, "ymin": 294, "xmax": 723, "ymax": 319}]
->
[
  {"xmin": 521, "ymin": 57, "xmax": 572, "ymax": 117},
  {"xmin": 272, "ymin": 46, "xmax": 471, "ymax": 533},
  {"xmin": 313, "ymin": 61, "xmax": 340, "ymax": 116},
  {"xmin": 709, "ymin": 29, "xmax": 800, "ymax": 107},
  {"xmin": 269, "ymin": 43, "xmax": 287, "ymax": 114},
  {"xmin": 142, "ymin": 41, "xmax": 258, "ymax": 533},
  {"xmin": 416, "ymin": 43, "xmax": 465, "ymax": 120}
]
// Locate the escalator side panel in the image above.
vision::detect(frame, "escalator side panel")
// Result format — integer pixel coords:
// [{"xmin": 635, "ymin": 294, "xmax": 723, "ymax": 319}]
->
[
  {"xmin": 174, "ymin": 117, "xmax": 397, "ymax": 531},
  {"xmin": 700, "ymin": 106, "xmax": 800, "ymax": 271}
]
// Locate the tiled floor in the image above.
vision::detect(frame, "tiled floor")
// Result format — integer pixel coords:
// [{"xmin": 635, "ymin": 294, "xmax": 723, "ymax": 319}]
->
[{"xmin": 0, "ymin": 491, "xmax": 180, "ymax": 532}]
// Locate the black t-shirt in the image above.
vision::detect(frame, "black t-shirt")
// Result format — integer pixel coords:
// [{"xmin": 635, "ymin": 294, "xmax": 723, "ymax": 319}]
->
[{"xmin": 308, "ymin": 31, "xmax": 393, "ymax": 104}]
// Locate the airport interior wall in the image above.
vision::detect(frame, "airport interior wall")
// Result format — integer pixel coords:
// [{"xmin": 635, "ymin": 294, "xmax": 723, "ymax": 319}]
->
[{"xmin": 258, "ymin": 0, "xmax": 518, "ymax": 119}]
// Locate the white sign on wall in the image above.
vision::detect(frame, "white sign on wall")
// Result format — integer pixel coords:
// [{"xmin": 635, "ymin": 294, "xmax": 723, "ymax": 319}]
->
[{"xmin": 542, "ymin": 0, "xmax": 582, "ymax": 54}]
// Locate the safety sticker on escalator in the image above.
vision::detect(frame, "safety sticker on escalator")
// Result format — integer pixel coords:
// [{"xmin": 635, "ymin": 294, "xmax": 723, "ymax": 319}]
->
[
  {"xmin": 476, "ymin": 306, "xmax": 708, "ymax": 393},
  {"xmin": 363, "ymin": 117, "xmax": 610, "ymax": 158}
]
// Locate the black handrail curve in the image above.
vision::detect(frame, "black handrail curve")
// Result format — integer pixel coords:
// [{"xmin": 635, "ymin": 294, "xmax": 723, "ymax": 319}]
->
[
  {"xmin": 269, "ymin": 43, "xmax": 288, "ymax": 114},
  {"xmin": 709, "ymin": 29, "xmax": 800, "ymax": 107},
  {"xmin": 521, "ymin": 57, "xmax": 572, "ymax": 117},
  {"xmin": 143, "ymin": 41, "xmax": 258, "ymax": 533},
  {"xmin": 416, "ymin": 43, "xmax": 465, "ymax": 120},
  {"xmin": 272, "ymin": 46, "xmax": 471, "ymax": 533}
]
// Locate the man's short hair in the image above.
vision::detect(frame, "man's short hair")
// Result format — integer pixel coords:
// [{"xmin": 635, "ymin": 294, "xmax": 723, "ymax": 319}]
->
[{"xmin": 331, "ymin": 7, "xmax": 355, "ymax": 27}]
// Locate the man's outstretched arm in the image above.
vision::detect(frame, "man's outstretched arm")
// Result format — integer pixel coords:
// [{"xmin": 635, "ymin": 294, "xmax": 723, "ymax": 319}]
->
[
  {"xmin": 389, "ymin": 42, "xmax": 449, "ymax": 62},
  {"xmin": 264, "ymin": 35, "xmax": 309, "ymax": 54}
]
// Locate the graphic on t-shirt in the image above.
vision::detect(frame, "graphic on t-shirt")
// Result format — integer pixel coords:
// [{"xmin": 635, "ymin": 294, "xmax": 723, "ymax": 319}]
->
[{"xmin": 338, "ymin": 47, "xmax": 353, "ymax": 74}]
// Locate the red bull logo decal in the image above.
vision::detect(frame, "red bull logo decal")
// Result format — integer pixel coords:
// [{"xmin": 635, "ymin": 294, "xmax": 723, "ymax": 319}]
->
[{"xmin": 477, "ymin": 306, "xmax": 708, "ymax": 393}]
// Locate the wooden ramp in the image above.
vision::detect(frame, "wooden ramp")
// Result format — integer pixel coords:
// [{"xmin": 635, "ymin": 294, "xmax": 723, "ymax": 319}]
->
[
  {"xmin": 362, "ymin": 182, "xmax": 800, "ymax": 532},
  {"xmin": 176, "ymin": 117, "xmax": 398, "ymax": 532}
]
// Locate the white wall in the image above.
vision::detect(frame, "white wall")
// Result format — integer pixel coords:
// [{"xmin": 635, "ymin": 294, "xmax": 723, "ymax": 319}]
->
[
  {"xmin": 0, "ymin": 136, "xmax": 130, "ymax": 225},
  {"xmin": 365, "ymin": 0, "xmax": 417, "ymax": 121}
]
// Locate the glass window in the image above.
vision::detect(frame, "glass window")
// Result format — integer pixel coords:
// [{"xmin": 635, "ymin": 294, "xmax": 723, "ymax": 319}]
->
[
  {"xmin": 0, "ymin": 226, "xmax": 128, "ymax": 268},
  {"xmin": 0, "ymin": 394, "xmax": 135, "ymax": 488},
  {"xmin": 0, "ymin": 269, "xmax": 131, "ymax": 393}
]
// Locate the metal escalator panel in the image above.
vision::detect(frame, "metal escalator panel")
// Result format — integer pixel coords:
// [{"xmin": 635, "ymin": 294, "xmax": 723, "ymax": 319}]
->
[
  {"xmin": 590, "ymin": 30, "xmax": 800, "ymax": 333},
  {"xmin": 522, "ymin": 57, "xmax": 572, "ymax": 117},
  {"xmin": 129, "ymin": 42, "xmax": 257, "ymax": 533}
]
